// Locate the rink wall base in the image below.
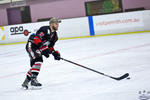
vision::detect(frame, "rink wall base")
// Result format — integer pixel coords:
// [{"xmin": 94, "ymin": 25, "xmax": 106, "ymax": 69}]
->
[{"xmin": 0, "ymin": 30, "xmax": 150, "ymax": 46}]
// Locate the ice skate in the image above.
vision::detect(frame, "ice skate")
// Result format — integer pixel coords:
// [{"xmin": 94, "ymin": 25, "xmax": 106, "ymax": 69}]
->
[
  {"xmin": 22, "ymin": 78, "xmax": 30, "ymax": 89},
  {"xmin": 30, "ymin": 77, "xmax": 42, "ymax": 89},
  {"xmin": 31, "ymin": 77, "xmax": 42, "ymax": 86}
]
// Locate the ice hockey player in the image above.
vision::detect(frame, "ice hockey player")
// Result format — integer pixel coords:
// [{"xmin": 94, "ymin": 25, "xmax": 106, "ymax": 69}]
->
[{"xmin": 22, "ymin": 17, "xmax": 61, "ymax": 89}]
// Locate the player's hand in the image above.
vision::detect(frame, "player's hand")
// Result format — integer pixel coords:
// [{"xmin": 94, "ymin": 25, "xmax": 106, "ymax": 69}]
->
[
  {"xmin": 40, "ymin": 46, "xmax": 50, "ymax": 58},
  {"xmin": 52, "ymin": 50, "xmax": 61, "ymax": 60}
]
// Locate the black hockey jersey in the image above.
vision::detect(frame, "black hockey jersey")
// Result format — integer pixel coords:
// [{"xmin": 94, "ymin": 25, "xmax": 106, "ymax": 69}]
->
[
  {"xmin": 27, "ymin": 26, "xmax": 58, "ymax": 49},
  {"xmin": 36, "ymin": 26, "xmax": 58, "ymax": 48}
]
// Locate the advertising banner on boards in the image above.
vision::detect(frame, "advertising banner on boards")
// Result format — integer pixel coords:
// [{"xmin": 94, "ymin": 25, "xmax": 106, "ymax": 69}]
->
[
  {"xmin": 0, "ymin": 26, "xmax": 5, "ymax": 41},
  {"xmin": 5, "ymin": 21, "xmax": 48, "ymax": 39},
  {"xmin": 93, "ymin": 11, "xmax": 144, "ymax": 34}
]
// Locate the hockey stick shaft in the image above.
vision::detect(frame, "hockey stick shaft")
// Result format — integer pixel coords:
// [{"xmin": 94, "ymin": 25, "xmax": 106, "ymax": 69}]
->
[{"xmin": 61, "ymin": 58, "xmax": 129, "ymax": 81}]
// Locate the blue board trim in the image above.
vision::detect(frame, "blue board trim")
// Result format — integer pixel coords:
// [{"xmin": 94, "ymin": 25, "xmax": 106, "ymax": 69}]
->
[{"xmin": 88, "ymin": 16, "xmax": 95, "ymax": 36}]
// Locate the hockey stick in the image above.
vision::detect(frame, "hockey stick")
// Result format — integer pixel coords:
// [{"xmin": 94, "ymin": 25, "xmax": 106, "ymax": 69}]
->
[{"xmin": 61, "ymin": 58, "xmax": 129, "ymax": 81}]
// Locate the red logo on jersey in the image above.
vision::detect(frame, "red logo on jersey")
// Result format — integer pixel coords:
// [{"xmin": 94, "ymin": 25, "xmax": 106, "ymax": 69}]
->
[{"xmin": 39, "ymin": 32, "xmax": 44, "ymax": 37}]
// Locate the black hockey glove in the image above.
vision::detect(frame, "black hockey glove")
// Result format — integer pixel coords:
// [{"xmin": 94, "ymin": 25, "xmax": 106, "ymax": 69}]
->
[
  {"xmin": 40, "ymin": 46, "xmax": 50, "ymax": 58},
  {"xmin": 52, "ymin": 50, "xmax": 61, "ymax": 60}
]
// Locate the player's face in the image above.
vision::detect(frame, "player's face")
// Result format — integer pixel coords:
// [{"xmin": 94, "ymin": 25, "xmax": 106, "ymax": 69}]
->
[{"xmin": 51, "ymin": 23, "xmax": 59, "ymax": 31}]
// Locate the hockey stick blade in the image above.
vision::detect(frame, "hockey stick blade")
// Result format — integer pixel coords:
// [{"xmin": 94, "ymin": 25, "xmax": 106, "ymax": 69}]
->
[{"xmin": 110, "ymin": 73, "xmax": 129, "ymax": 81}]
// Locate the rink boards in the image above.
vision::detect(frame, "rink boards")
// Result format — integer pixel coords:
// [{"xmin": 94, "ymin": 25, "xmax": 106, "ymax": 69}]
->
[{"xmin": 0, "ymin": 10, "xmax": 150, "ymax": 44}]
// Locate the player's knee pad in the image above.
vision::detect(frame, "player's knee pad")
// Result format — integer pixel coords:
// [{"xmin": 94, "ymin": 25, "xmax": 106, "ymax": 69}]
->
[
  {"xmin": 31, "ymin": 62, "xmax": 42, "ymax": 73},
  {"xmin": 27, "ymin": 62, "xmax": 42, "ymax": 78}
]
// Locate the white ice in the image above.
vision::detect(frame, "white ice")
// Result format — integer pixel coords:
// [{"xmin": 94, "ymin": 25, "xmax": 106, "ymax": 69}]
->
[{"xmin": 0, "ymin": 33, "xmax": 150, "ymax": 100}]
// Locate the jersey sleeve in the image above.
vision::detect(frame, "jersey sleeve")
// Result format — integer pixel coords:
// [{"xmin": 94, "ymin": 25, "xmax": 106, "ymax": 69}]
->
[{"xmin": 48, "ymin": 32, "xmax": 58, "ymax": 48}]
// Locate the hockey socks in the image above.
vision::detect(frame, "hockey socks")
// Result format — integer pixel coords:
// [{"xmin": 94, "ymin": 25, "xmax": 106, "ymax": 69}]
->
[{"xmin": 22, "ymin": 62, "xmax": 42, "ymax": 89}]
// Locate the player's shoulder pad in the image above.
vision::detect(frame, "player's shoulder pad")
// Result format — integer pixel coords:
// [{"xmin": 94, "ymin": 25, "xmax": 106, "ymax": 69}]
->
[
  {"xmin": 37, "ymin": 26, "xmax": 49, "ymax": 32},
  {"xmin": 29, "ymin": 33, "xmax": 41, "ymax": 40}
]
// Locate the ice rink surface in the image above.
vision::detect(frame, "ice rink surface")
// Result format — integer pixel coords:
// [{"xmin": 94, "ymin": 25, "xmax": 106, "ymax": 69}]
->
[{"xmin": 0, "ymin": 33, "xmax": 150, "ymax": 100}]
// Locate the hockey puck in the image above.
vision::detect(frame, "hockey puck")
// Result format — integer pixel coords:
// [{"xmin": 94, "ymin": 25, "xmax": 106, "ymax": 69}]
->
[{"xmin": 126, "ymin": 77, "xmax": 130, "ymax": 79}]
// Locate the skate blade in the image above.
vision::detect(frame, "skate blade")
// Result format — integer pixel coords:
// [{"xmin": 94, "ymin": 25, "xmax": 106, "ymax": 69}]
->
[
  {"xmin": 21, "ymin": 86, "xmax": 28, "ymax": 90},
  {"xmin": 21, "ymin": 85, "xmax": 42, "ymax": 90},
  {"xmin": 30, "ymin": 86, "xmax": 42, "ymax": 90}
]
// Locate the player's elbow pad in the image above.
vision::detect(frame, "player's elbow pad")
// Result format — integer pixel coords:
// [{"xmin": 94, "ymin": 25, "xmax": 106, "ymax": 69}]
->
[{"xmin": 33, "ymin": 36, "xmax": 42, "ymax": 47}]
